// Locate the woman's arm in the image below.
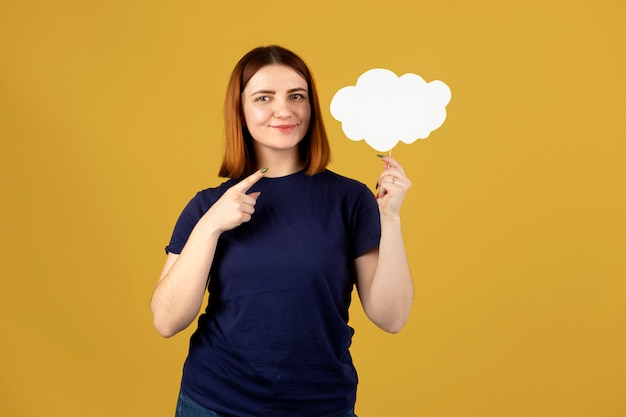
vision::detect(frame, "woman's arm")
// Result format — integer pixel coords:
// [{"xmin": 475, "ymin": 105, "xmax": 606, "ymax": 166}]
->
[
  {"xmin": 355, "ymin": 156, "xmax": 414, "ymax": 333},
  {"xmin": 150, "ymin": 169, "xmax": 267, "ymax": 337},
  {"xmin": 150, "ymin": 230, "xmax": 220, "ymax": 338}
]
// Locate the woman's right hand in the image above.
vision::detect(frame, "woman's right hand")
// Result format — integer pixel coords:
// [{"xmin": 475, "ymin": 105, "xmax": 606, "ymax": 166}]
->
[{"xmin": 201, "ymin": 168, "xmax": 267, "ymax": 234}]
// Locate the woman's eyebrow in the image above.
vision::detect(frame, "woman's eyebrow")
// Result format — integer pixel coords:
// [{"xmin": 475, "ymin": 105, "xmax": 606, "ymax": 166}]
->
[
  {"xmin": 250, "ymin": 87, "xmax": 307, "ymax": 95},
  {"xmin": 250, "ymin": 90, "xmax": 276, "ymax": 96},
  {"xmin": 250, "ymin": 89, "xmax": 275, "ymax": 95}
]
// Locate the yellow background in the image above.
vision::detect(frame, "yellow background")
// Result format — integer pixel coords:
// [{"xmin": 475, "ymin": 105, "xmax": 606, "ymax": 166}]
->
[{"xmin": 1, "ymin": 0, "xmax": 624, "ymax": 416}]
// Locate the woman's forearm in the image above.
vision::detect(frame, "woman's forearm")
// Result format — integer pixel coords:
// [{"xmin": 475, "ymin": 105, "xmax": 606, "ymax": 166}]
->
[
  {"xmin": 150, "ymin": 225, "xmax": 220, "ymax": 338},
  {"xmin": 367, "ymin": 215, "xmax": 414, "ymax": 333}
]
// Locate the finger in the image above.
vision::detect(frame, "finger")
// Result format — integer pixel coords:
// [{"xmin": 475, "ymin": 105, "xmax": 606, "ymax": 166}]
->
[
  {"xmin": 377, "ymin": 169, "xmax": 402, "ymax": 189},
  {"xmin": 377, "ymin": 157, "xmax": 403, "ymax": 182},
  {"xmin": 241, "ymin": 191, "xmax": 261, "ymax": 209},
  {"xmin": 378, "ymin": 177, "xmax": 399, "ymax": 195},
  {"xmin": 378, "ymin": 161, "xmax": 411, "ymax": 188},
  {"xmin": 238, "ymin": 191, "xmax": 261, "ymax": 213},
  {"xmin": 378, "ymin": 156, "xmax": 407, "ymax": 176},
  {"xmin": 246, "ymin": 191, "xmax": 261, "ymax": 201},
  {"xmin": 231, "ymin": 168, "xmax": 268, "ymax": 193}
]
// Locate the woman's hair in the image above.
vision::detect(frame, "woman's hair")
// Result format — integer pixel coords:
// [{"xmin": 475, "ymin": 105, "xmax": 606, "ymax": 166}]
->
[{"xmin": 219, "ymin": 45, "xmax": 331, "ymax": 178}]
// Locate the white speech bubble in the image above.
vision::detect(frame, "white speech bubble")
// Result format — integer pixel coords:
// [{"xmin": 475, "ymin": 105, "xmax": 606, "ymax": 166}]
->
[{"xmin": 330, "ymin": 68, "xmax": 451, "ymax": 152}]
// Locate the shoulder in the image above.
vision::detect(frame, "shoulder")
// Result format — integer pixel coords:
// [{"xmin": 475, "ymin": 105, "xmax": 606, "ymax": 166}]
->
[
  {"xmin": 315, "ymin": 170, "xmax": 375, "ymax": 202},
  {"xmin": 166, "ymin": 178, "xmax": 236, "ymax": 254},
  {"xmin": 315, "ymin": 169, "xmax": 370, "ymax": 191},
  {"xmin": 193, "ymin": 179, "xmax": 236, "ymax": 205},
  {"xmin": 178, "ymin": 179, "xmax": 236, "ymax": 218},
  {"xmin": 308, "ymin": 170, "xmax": 378, "ymax": 218}
]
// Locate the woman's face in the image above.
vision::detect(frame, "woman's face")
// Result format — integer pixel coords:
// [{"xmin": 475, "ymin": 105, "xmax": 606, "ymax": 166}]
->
[{"xmin": 241, "ymin": 64, "xmax": 311, "ymax": 156}]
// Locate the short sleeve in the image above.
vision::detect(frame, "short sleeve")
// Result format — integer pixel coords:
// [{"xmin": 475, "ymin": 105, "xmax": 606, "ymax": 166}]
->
[
  {"xmin": 164, "ymin": 192, "xmax": 207, "ymax": 254},
  {"xmin": 165, "ymin": 180, "xmax": 235, "ymax": 254},
  {"xmin": 164, "ymin": 181, "xmax": 233, "ymax": 254},
  {"xmin": 348, "ymin": 185, "xmax": 381, "ymax": 259}
]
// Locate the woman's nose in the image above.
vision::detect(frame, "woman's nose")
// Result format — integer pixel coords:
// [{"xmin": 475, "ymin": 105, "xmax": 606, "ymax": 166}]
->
[{"xmin": 273, "ymin": 99, "xmax": 293, "ymax": 118}]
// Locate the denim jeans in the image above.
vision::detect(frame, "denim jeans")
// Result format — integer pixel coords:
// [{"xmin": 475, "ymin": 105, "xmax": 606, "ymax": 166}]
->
[{"xmin": 175, "ymin": 390, "xmax": 358, "ymax": 417}]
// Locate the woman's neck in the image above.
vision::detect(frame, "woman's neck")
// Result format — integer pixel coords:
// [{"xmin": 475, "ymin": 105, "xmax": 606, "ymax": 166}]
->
[{"xmin": 255, "ymin": 150, "xmax": 304, "ymax": 178}]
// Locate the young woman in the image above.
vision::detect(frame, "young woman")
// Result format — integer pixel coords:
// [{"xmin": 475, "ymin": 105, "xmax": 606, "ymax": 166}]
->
[{"xmin": 151, "ymin": 45, "xmax": 413, "ymax": 417}]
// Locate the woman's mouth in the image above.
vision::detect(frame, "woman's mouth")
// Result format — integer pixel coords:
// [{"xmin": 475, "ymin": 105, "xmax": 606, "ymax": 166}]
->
[{"xmin": 272, "ymin": 124, "xmax": 297, "ymax": 133}]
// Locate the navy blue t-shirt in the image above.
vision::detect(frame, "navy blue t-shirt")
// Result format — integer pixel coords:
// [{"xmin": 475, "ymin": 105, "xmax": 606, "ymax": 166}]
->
[{"xmin": 165, "ymin": 169, "xmax": 381, "ymax": 417}]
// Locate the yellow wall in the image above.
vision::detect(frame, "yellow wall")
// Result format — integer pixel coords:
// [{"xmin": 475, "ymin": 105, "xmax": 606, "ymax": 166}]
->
[{"xmin": 1, "ymin": 1, "xmax": 624, "ymax": 416}]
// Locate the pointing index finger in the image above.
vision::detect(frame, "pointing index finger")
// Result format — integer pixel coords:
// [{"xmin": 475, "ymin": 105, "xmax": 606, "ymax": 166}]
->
[{"xmin": 232, "ymin": 168, "xmax": 268, "ymax": 193}]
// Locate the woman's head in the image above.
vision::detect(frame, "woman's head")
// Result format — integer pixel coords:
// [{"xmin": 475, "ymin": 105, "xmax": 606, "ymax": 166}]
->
[{"xmin": 219, "ymin": 45, "xmax": 331, "ymax": 178}]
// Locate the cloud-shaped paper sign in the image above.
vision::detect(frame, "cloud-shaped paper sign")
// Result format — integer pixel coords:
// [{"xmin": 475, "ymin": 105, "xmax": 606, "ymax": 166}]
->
[{"xmin": 330, "ymin": 68, "xmax": 451, "ymax": 152}]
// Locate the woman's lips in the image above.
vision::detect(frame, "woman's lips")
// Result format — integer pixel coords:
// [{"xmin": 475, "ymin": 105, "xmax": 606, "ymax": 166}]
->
[{"xmin": 272, "ymin": 124, "xmax": 297, "ymax": 133}]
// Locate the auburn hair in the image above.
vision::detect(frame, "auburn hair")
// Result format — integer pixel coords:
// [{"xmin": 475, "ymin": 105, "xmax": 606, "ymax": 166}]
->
[{"xmin": 218, "ymin": 45, "xmax": 331, "ymax": 178}]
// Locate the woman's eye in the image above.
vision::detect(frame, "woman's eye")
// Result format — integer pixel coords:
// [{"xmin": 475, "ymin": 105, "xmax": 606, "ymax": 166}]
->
[
  {"xmin": 291, "ymin": 93, "xmax": 306, "ymax": 100},
  {"xmin": 256, "ymin": 96, "xmax": 270, "ymax": 102}
]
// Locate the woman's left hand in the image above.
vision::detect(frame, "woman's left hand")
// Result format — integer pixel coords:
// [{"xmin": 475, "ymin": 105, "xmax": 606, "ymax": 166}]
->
[{"xmin": 375, "ymin": 155, "xmax": 412, "ymax": 217}]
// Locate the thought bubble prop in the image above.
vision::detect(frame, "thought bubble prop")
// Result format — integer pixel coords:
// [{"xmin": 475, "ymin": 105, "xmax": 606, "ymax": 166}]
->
[{"xmin": 330, "ymin": 68, "xmax": 451, "ymax": 152}]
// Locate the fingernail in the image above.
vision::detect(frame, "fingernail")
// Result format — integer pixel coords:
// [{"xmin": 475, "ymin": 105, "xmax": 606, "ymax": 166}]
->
[
  {"xmin": 376, "ymin": 154, "xmax": 385, "ymax": 158},
  {"xmin": 375, "ymin": 182, "xmax": 379, "ymax": 189},
  {"xmin": 260, "ymin": 167, "xmax": 268, "ymax": 173}
]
